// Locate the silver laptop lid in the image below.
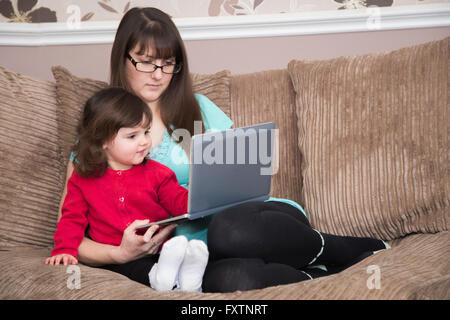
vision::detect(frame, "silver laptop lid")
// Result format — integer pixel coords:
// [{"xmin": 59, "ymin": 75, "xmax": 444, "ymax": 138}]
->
[{"xmin": 187, "ymin": 122, "xmax": 276, "ymax": 219}]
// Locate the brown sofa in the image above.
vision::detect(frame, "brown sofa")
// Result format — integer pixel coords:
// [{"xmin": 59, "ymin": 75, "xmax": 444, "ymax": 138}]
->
[{"xmin": 0, "ymin": 36, "xmax": 448, "ymax": 300}]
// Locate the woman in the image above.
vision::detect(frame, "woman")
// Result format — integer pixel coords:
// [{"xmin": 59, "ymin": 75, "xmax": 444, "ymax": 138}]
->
[
  {"xmin": 57, "ymin": 7, "xmax": 389, "ymax": 292},
  {"xmin": 58, "ymin": 7, "xmax": 231, "ymax": 284}
]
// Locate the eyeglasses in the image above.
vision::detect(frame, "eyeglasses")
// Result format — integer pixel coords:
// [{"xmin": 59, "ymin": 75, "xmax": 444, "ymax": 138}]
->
[{"xmin": 126, "ymin": 53, "xmax": 181, "ymax": 74}]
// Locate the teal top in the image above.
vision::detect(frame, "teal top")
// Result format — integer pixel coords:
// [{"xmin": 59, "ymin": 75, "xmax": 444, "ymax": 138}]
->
[{"xmin": 71, "ymin": 93, "xmax": 307, "ymax": 244}]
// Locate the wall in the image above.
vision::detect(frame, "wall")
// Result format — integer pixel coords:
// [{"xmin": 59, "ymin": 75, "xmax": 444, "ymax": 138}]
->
[
  {"xmin": 0, "ymin": 26, "xmax": 449, "ymax": 82},
  {"xmin": 0, "ymin": 1, "xmax": 449, "ymax": 81},
  {"xmin": 1, "ymin": 1, "xmax": 449, "ymax": 23}
]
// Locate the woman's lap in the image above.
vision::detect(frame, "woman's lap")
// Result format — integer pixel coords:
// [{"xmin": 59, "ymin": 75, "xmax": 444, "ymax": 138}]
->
[
  {"xmin": 203, "ymin": 201, "xmax": 322, "ymax": 292},
  {"xmin": 207, "ymin": 201, "xmax": 322, "ymax": 267}
]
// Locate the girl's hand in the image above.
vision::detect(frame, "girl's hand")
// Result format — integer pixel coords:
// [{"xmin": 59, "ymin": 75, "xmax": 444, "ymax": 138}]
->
[
  {"xmin": 45, "ymin": 254, "xmax": 78, "ymax": 266},
  {"xmin": 111, "ymin": 219, "xmax": 177, "ymax": 264}
]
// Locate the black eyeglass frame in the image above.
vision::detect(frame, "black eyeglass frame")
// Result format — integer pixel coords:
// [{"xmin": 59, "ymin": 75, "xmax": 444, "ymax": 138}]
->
[{"xmin": 125, "ymin": 53, "xmax": 182, "ymax": 74}]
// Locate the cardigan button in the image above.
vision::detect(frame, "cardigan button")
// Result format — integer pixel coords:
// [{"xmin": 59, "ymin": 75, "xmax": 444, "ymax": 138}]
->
[{"xmin": 119, "ymin": 197, "xmax": 124, "ymax": 202}]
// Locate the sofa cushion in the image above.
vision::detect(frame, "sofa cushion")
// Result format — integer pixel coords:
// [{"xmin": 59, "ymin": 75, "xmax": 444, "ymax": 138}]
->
[
  {"xmin": 51, "ymin": 66, "xmax": 231, "ymax": 181},
  {"xmin": 51, "ymin": 66, "xmax": 106, "ymax": 171},
  {"xmin": 288, "ymin": 37, "xmax": 449, "ymax": 240},
  {"xmin": 0, "ymin": 66, "xmax": 61, "ymax": 247},
  {"xmin": 230, "ymin": 70, "xmax": 304, "ymax": 206}
]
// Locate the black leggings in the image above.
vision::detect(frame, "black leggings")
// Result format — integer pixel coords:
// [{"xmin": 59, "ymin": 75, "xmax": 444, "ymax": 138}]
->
[{"xmin": 203, "ymin": 201, "xmax": 385, "ymax": 293}]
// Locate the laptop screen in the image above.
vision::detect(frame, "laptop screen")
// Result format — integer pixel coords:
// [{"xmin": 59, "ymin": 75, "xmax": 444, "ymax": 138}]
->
[{"xmin": 187, "ymin": 122, "xmax": 277, "ymax": 218}]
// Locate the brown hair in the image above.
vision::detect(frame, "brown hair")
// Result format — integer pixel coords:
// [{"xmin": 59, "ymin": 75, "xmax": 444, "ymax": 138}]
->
[
  {"xmin": 110, "ymin": 7, "xmax": 204, "ymax": 142},
  {"xmin": 72, "ymin": 87, "xmax": 152, "ymax": 177}
]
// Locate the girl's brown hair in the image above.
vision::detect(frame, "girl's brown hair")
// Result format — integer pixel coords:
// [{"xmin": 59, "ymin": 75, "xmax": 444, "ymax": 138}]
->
[
  {"xmin": 110, "ymin": 7, "xmax": 204, "ymax": 143},
  {"xmin": 72, "ymin": 87, "xmax": 152, "ymax": 177}
]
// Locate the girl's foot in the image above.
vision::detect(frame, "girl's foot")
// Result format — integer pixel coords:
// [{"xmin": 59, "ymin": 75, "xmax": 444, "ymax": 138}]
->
[
  {"xmin": 178, "ymin": 240, "xmax": 209, "ymax": 292},
  {"xmin": 149, "ymin": 236, "xmax": 188, "ymax": 291}
]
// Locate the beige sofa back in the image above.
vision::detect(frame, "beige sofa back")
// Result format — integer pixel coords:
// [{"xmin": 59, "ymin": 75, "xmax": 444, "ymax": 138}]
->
[
  {"xmin": 287, "ymin": 37, "xmax": 449, "ymax": 240},
  {"xmin": 0, "ymin": 36, "xmax": 448, "ymax": 250},
  {"xmin": 0, "ymin": 68, "xmax": 62, "ymax": 247},
  {"xmin": 230, "ymin": 70, "xmax": 304, "ymax": 206}
]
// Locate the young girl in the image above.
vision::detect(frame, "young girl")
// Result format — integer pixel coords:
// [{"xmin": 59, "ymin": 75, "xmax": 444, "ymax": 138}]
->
[{"xmin": 45, "ymin": 87, "xmax": 208, "ymax": 292}]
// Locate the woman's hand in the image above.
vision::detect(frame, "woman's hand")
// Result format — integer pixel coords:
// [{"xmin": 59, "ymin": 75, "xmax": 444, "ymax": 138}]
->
[
  {"xmin": 45, "ymin": 254, "xmax": 78, "ymax": 266},
  {"xmin": 111, "ymin": 219, "xmax": 177, "ymax": 264}
]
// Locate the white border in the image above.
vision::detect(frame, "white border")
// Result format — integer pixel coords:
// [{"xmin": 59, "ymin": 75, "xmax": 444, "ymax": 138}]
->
[{"xmin": 0, "ymin": 4, "xmax": 449, "ymax": 46}]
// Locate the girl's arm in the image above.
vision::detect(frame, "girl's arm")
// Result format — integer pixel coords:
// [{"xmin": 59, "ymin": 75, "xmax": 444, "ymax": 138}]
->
[
  {"xmin": 52, "ymin": 174, "xmax": 89, "ymax": 258},
  {"xmin": 58, "ymin": 161, "xmax": 115, "ymax": 265},
  {"xmin": 157, "ymin": 170, "xmax": 189, "ymax": 216},
  {"xmin": 58, "ymin": 161, "xmax": 125, "ymax": 265}
]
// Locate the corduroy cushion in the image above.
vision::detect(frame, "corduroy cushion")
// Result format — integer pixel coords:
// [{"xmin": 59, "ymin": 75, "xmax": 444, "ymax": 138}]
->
[
  {"xmin": 51, "ymin": 66, "xmax": 106, "ymax": 170},
  {"xmin": 230, "ymin": 70, "xmax": 304, "ymax": 207},
  {"xmin": 51, "ymin": 66, "xmax": 231, "ymax": 181},
  {"xmin": 0, "ymin": 66, "xmax": 61, "ymax": 247},
  {"xmin": 288, "ymin": 37, "xmax": 449, "ymax": 240}
]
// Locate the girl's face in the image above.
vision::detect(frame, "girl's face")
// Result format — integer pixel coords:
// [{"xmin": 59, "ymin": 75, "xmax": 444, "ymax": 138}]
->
[
  {"xmin": 103, "ymin": 119, "xmax": 152, "ymax": 171},
  {"xmin": 125, "ymin": 45, "xmax": 175, "ymax": 109}
]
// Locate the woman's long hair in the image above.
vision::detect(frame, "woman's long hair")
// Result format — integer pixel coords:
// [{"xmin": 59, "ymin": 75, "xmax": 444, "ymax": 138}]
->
[
  {"xmin": 72, "ymin": 87, "xmax": 152, "ymax": 177},
  {"xmin": 110, "ymin": 7, "xmax": 205, "ymax": 146}
]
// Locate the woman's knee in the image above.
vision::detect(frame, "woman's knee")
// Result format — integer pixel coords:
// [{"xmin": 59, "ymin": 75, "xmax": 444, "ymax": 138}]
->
[
  {"xmin": 207, "ymin": 203, "xmax": 260, "ymax": 257},
  {"xmin": 208, "ymin": 202, "xmax": 308, "ymax": 245}
]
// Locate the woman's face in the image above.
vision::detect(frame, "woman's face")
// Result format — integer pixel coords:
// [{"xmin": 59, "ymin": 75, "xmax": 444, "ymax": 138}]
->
[{"xmin": 125, "ymin": 45, "xmax": 174, "ymax": 109}]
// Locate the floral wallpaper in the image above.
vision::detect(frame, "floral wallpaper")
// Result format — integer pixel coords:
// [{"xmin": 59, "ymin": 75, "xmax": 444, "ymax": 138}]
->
[{"xmin": 0, "ymin": 0, "xmax": 448, "ymax": 23}]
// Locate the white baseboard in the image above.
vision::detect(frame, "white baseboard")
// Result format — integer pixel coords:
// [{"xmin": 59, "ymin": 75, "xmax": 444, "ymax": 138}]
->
[{"xmin": 0, "ymin": 4, "xmax": 449, "ymax": 46}]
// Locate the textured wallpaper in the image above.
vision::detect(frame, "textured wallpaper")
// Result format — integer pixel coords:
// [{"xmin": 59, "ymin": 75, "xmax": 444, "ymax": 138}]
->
[{"xmin": 0, "ymin": 0, "xmax": 448, "ymax": 23}]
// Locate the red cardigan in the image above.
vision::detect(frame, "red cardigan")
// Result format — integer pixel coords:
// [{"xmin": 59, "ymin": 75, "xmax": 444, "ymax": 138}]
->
[{"xmin": 52, "ymin": 160, "xmax": 188, "ymax": 257}]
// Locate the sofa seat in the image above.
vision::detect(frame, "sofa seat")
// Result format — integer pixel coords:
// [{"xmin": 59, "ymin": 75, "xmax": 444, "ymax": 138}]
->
[{"xmin": 1, "ymin": 231, "xmax": 447, "ymax": 299}]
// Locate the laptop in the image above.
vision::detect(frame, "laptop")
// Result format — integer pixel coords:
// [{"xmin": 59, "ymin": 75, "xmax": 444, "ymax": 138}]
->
[{"xmin": 136, "ymin": 122, "xmax": 277, "ymax": 230}]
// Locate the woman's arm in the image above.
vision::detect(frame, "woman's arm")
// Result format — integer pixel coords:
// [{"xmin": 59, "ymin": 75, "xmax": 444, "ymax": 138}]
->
[
  {"xmin": 77, "ymin": 221, "xmax": 177, "ymax": 266},
  {"xmin": 77, "ymin": 237, "xmax": 124, "ymax": 266}
]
